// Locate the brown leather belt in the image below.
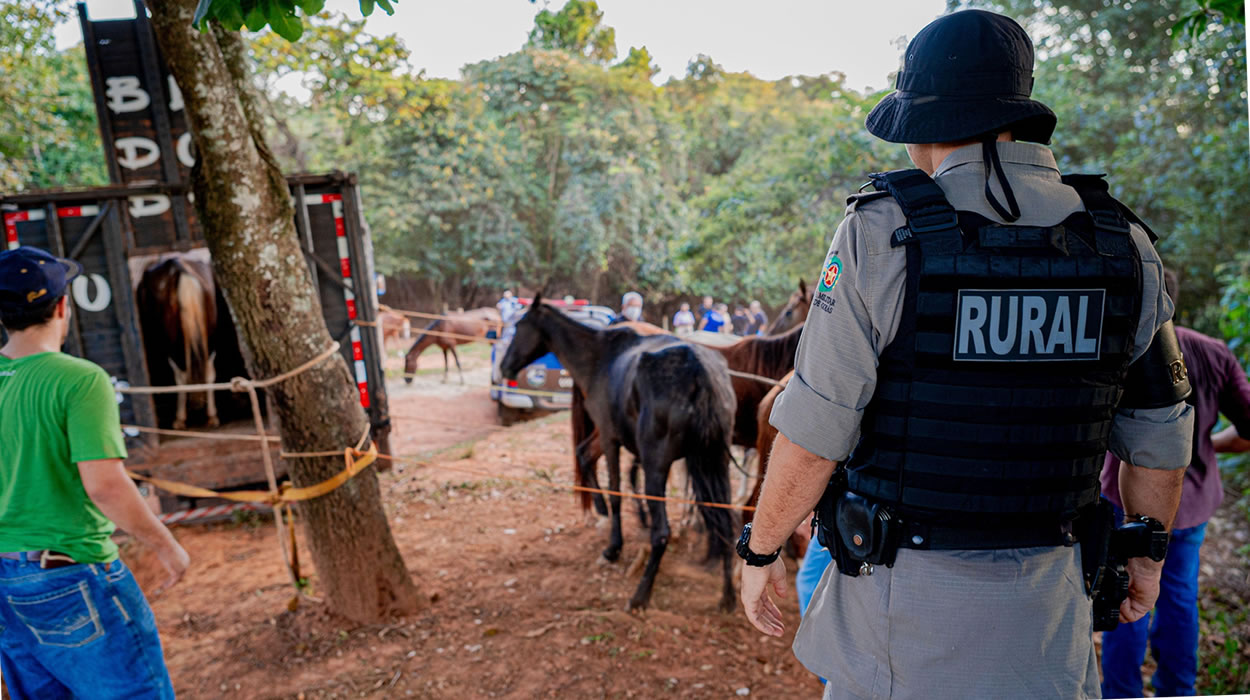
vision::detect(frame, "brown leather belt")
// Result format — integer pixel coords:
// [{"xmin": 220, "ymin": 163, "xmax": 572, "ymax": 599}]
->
[{"xmin": 0, "ymin": 550, "xmax": 78, "ymax": 569}]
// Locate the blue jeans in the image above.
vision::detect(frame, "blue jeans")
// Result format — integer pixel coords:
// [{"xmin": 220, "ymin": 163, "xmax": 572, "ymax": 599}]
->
[
  {"xmin": 797, "ymin": 539, "xmax": 833, "ymax": 616},
  {"xmin": 0, "ymin": 557, "xmax": 174, "ymax": 699},
  {"xmin": 1100, "ymin": 518, "xmax": 1207, "ymax": 698}
]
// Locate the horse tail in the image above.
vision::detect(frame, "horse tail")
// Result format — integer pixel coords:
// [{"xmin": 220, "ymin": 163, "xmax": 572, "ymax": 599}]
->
[
  {"xmin": 175, "ymin": 266, "xmax": 210, "ymax": 384},
  {"xmin": 684, "ymin": 355, "xmax": 737, "ymax": 562}
]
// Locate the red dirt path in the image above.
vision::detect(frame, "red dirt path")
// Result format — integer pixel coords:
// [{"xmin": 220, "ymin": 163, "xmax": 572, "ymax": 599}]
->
[{"xmin": 122, "ymin": 383, "xmax": 823, "ymax": 699}]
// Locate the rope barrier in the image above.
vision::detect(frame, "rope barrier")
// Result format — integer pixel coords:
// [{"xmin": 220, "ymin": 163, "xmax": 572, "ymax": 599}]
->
[
  {"xmin": 118, "ymin": 340, "xmax": 361, "ymax": 605},
  {"xmin": 115, "ymin": 342, "xmax": 343, "ymax": 396},
  {"xmin": 726, "ymin": 369, "xmax": 784, "ymax": 387},
  {"xmin": 121, "ymin": 424, "xmax": 280, "ymax": 443}
]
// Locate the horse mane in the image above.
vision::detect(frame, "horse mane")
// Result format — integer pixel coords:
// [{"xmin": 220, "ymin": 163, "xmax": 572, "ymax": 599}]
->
[{"xmin": 722, "ymin": 322, "xmax": 804, "ymax": 379}]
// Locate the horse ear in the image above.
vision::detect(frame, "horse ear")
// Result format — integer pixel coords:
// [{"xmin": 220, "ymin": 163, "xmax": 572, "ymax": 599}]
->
[
  {"xmin": 798, "ymin": 278, "xmax": 807, "ymax": 296},
  {"xmin": 532, "ymin": 290, "xmax": 544, "ymax": 307}
]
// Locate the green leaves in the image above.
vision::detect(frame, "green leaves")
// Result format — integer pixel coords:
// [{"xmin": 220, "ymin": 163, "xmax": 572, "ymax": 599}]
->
[
  {"xmin": 1173, "ymin": 0, "xmax": 1245, "ymax": 42},
  {"xmin": 192, "ymin": 0, "xmax": 392, "ymax": 42}
]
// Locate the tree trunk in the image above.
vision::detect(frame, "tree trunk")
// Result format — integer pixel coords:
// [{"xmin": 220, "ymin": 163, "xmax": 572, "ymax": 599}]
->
[{"xmin": 146, "ymin": 0, "xmax": 421, "ymax": 623}]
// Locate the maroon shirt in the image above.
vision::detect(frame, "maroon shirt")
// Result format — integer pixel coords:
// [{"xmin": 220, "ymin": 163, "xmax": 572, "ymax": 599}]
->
[{"xmin": 1102, "ymin": 326, "xmax": 1250, "ymax": 530}]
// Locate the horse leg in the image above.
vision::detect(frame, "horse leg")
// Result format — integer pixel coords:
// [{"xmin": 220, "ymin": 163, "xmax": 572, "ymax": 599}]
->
[
  {"xmin": 441, "ymin": 346, "xmax": 450, "ymax": 383},
  {"xmin": 629, "ymin": 456, "xmax": 650, "ymax": 529},
  {"xmin": 169, "ymin": 359, "xmax": 187, "ymax": 430},
  {"xmin": 734, "ymin": 448, "xmax": 756, "ymax": 503},
  {"xmin": 628, "ymin": 451, "xmax": 673, "ymax": 612},
  {"xmin": 575, "ymin": 433, "xmax": 608, "ymax": 517},
  {"xmin": 205, "ymin": 352, "xmax": 219, "ymax": 428},
  {"xmin": 601, "ymin": 440, "xmax": 624, "ymax": 563},
  {"xmin": 452, "ymin": 345, "xmax": 464, "ymax": 384}
]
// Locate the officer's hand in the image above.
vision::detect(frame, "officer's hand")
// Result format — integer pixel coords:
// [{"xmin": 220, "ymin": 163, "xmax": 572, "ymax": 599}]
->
[
  {"xmin": 1120, "ymin": 557, "xmax": 1162, "ymax": 624},
  {"xmin": 741, "ymin": 558, "xmax": 788, "ymax": 637}
]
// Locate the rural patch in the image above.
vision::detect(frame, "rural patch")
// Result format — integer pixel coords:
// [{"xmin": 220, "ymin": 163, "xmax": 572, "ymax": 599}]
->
[
  {"xmin": 817, "ymin": 253, "xmax": 843, "ymax": 293},
  {"xmin": 954, "ymin": 289, "xmax": 1105, "ymax": 362}
]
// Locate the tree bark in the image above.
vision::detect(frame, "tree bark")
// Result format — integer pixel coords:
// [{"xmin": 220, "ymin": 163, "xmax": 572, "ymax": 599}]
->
[{"xmin": 146, "ymin": 0, "xmax": 421, "ymax": 623}]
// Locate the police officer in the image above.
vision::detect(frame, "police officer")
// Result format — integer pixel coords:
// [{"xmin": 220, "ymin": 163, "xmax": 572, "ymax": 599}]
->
[{"xmin": 736, "ymin": 10, "xmax": 1194, "ymax": 698}]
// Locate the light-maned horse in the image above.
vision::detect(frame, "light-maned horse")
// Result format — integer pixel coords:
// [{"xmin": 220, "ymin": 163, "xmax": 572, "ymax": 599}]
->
[
  {"xmin": 135, "ymin": 256, "xmax": 219, "ymax": 430},
  {"xmin": 500, "ymin": 293, "xmax": 738, "ymax": 612},
  {"xmin": 402, "ymin": 307, "xmax": 500, "ymax": 383},
  {"xmin": 764, "ymin": 279, "xmax": 812, "ymax": 335},
  {"xmin": 378, "ymin": 310, "xmax": 411, "ymax": 347}
]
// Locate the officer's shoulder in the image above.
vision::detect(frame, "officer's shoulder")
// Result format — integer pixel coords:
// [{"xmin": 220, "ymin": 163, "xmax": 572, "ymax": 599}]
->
[{"xmin": 845, "ymin": 190, "xmax": 893, "ymax": 214}]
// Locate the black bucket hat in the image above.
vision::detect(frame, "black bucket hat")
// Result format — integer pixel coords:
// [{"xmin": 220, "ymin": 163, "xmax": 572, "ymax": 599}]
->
[{"xmin": 866, "ymin": 9, "xmax": 1056, "ymax": 145}]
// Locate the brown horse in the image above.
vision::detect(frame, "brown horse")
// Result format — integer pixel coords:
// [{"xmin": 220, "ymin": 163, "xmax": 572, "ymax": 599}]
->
[
  {"xmin": 743, "ymin": 370, "xmax": 808, "ymax": 558},
  {"xmin": 135, "ymin": 256, "xmax": 219, "ymax": 429},
  {"xmin": 765, "ymin": 279, "xmax": 812, "ymax": 335},
  {"xmin": 402, "ymin": 307, "xmax": 500, "ymax": 383},
  {"xmin": 570, "ymin": 321, "xmax": 803, "ymax": 515}
]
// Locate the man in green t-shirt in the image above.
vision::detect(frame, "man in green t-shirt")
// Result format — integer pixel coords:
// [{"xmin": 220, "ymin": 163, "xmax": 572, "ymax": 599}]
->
[{"xmin": 0, "ymin": 246, "xmax": 188, "ymax": 699}]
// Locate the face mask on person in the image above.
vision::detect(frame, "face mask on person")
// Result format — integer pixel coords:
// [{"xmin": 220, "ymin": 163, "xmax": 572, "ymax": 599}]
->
[{"xmin": 623, "ymin": 306, "xmax": 642, "ymax": 321}]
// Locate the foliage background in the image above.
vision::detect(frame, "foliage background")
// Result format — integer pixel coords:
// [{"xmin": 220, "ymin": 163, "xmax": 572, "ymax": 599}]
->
[{"xmin": 1, "ymin": 0, "xmax": 1245, "ymax": 325}]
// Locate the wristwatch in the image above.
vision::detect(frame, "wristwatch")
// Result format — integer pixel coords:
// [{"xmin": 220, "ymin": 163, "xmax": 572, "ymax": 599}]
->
[{"xmin": 735, "ymin": 523, "xmax": 781, "ymax": 566}]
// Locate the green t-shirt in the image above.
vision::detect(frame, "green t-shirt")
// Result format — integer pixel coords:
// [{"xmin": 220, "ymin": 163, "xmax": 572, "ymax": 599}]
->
[{"xmin": 0, "ymin": 352, "xmax": 127, "ymax": 563}]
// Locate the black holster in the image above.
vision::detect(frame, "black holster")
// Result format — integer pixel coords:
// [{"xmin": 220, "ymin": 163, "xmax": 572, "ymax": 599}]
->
[
  {"xmin": 813, "ymin": 471, "xmax": 901, "ymax": 577},
  {"xmin": 1078, "ymin": 497, "xmax": 1169, "ymax": 631}
]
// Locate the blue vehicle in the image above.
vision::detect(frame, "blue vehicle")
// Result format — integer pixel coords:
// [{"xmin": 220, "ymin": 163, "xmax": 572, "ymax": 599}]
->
[{"xmin": 490, "ymin": 298, "xmax": 616, "ymax": 425}]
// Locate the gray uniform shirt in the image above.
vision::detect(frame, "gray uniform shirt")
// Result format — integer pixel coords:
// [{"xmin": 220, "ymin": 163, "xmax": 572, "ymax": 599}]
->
[{"xmin": 770, "ymin": 142, "xmax": 1195, "ymax": 699}]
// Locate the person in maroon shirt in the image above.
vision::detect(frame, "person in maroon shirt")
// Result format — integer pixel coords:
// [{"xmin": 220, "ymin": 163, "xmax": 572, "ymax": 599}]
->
[{"xmin": 1100, "ymin": 269, "xmax": 1250, "ymax": 698}]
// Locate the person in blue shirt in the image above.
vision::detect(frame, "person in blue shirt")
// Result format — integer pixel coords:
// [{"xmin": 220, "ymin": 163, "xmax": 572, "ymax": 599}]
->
[{"xmin": 699, "ymin": 302, "xmax": 727, "ymax": 333}]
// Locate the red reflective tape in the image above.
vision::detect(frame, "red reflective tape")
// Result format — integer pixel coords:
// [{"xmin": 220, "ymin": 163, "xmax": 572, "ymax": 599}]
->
[
  {"xmin": 358, "ymin": 384, "xmax": 370, "ymax": 408},
  {"xmin": 352, "ymin": 342, "xmax": 363, "ymax": 361},
  {"xmin": 340, "ymin": 258, "xmax": 351, "ymax": 277},
  {"xmin": 346, "ymin": 299, "xmax": 357, "ymax": 319},
  {"xmin": 334, "ymin": 219, "xmax": 345, "ymax": 236},
  {"xmin": 4, "ymin": 224, "xmax": 15, "ymax": 244},
  {"xmin": 57, "ymin": 207, "xmax": 81, "ymax": 218},
  {"xmin": 321, "ymin": 194, "xmax": 342, "ymax": 202}
]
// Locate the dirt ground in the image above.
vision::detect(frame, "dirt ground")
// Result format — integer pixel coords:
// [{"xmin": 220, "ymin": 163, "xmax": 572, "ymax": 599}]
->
[
  {"xmin": 112, "ymin": 339, "xmax": 1249, "ymax": 698},
  {"xmin": 120, "ymin": 343, "xmax": 820, "ymax": 699}
]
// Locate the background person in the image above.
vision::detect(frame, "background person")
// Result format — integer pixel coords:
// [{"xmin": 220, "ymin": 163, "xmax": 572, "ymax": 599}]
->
[
  {"xmin": 747, "ymin": 300, "xmax": 769, "ymax": 335},
  {"xmin": 1099, "ymin": 269, "xmax": 1250, "ymax": 698},
  {"xmin": 731, "ymin": 305, "xmax": 751, "ymax": 335},
  {"xmin": 672, "ymin": 302, "xmax": 696, "ymax": 335},
  {"xmin": 697, "ymin": 295, "xmax": 714, "ymax": 323},
  {"xmin": 617, "ymin": 290, "xmax": 644, "ymax": 323},
  {"xmin": 736, "ymin": 11, "xmax": 1193, "ymax": 698},
  {"xmin": 0, "ymin": 246, "xmax": 188, "ymax": 700},
  {"xmin": 698, "ymin": 302, "xmax": 726, "ymax": 333}
]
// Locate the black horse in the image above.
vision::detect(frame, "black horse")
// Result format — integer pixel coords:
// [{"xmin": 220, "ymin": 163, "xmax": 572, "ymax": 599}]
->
[{"xmin": 499, "ymin": 292, "xmax": 738, "ymax": 612}]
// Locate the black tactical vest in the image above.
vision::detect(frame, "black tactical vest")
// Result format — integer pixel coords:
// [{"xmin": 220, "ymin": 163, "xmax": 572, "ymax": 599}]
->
[{"xmin": 844, "ymin": 169, "xmax": 1144, "ymax": 527}]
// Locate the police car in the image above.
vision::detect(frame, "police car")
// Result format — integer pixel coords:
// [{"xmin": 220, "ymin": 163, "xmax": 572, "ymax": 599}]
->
[{"xmin": 490, "ymin": 298, "xmax": 616, "ymax": 425}]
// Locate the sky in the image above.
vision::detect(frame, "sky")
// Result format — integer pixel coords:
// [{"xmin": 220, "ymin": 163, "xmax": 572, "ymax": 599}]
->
[{"xmin": 59, "ymin": 0, "xmax": 947, "ymax": 94}]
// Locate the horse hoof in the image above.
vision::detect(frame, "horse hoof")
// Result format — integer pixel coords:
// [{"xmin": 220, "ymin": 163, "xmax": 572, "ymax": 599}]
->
[
  {"xmin": 173, "ymin": 420, "xmax": 186, "ymax": 430},
  {"xmin": 206, "ymin": 416, "xmax": 220, "ymax": 429},
  {"xmin": 626, "ymin": 597, "xmax": 649, "ymax": 613},
  {"xmin": 601, "ymin": 547, "xmax": 621, "ymax": 563},
  {"xmin": 718, "ymin": 597, "xmax": 735, "ymax": 614}
]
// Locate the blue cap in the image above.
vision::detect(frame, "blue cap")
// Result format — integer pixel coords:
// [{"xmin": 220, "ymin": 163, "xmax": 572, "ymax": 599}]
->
[{"xmin": 0, "ymin": 246, "xmax": 83, "ymax": 313}]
